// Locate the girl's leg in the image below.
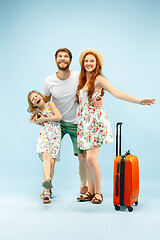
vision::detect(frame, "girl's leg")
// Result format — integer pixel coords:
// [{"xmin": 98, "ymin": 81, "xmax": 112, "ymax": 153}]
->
[
  {"xmin": 43, "ymin": 152, "xmax": 51, "ymax": 180},
  {"xmin": 41, "ymin": 154, "xmax": 54, "ymax": 198},
  {"xmin": 50, "ymin": 158, "xmax": 56, "ymax": 194},
  {"xmin": 86, "ymin": 147, "xmax": 102, "ymax": 201},
  {"xmin": 42, "ymin": 152, "xmax": 52, "ymax": 189},
  {"xmin": 50, "ymin": 158, "xmax": 56, "ymax": 181}
]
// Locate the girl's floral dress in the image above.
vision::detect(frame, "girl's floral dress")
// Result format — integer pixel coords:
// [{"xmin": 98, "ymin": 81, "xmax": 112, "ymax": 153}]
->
[
  {"xmin": 37, "ymin": 103, "xmax": 61, "ymax": 161},
  {"xmin": 77, "ymin": 89, "xmax": 114, "ymax": 150}
]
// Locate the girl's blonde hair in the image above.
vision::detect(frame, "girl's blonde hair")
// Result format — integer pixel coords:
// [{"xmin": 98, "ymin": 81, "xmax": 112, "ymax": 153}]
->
[{"xmin": 27, "ymin": 90, "xmax": 44, "ymax": 113}]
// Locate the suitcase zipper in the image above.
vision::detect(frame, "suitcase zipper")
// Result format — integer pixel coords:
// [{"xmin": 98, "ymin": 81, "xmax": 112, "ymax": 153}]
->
[
  {"xmin": 120, "ymin": 151, "xmax": 130, "ymax": 206},
  {"xmin": 115, "ymin": 163, "xmax": 119, "ymax": 197},
  {"xmin": 120, "ymin": 155, "xmax": 125, "ymax": 206}
]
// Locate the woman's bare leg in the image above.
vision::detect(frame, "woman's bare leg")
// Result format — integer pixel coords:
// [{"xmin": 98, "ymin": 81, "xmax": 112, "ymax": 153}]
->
[
  {"xmin": 86, "ymin": 147, "xmax": 102, "ymax": 200},
  {"xmin": 85, "ymin": 163, "xmax": 94, "ymax": 194},
  {"xmin": 78, "ymin": 153, "xmax": 87, "ymax": 189}
]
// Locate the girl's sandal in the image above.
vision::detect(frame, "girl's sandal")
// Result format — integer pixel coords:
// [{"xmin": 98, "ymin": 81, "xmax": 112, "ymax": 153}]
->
[
  {"xmin": 50, "ymin": 189, "xmax": 52, "ymax": 196},
  {"xmin": 42, "ymin": 177, "xmax": 53, "ymax": 189},
  {"xmin": 40, "ymin": 189, "xmax": 45, "ymax": 199},
  {"xmin": 77, "ymin": 192, "xmax": 94, "ymax": 201},
  {"xmin": 91, "ymin": 193, "xmax": 103, "ymax": 204},
  {"xmin": 40, "ymin": 188, "xmax": 52, "ymax": 199},
  {"xmin": 43, "ymin": 193, "xmax": 51, "ymax": 204}
]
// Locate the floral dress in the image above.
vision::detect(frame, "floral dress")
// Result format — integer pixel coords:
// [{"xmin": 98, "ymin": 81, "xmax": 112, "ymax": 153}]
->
[
  {"xmin": 37, "ymin": 103, "xmax": 61, "ymax": 161},
  {"xmin": 77, "ymin": 88, "xmax": 114, "ymax": 150}
]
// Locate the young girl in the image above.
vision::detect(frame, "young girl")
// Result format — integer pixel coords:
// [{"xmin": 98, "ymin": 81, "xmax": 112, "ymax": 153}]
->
[
  {"xmin": 76, "ymin": 48, "xmax": 155, "ymax": 204},
  {"xmin": 27, "ymin": 90, "xmax": 62, "ymax": 204}
]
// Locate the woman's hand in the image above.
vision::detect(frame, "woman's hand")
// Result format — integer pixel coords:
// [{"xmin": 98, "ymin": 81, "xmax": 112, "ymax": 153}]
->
[{"xmin": 140, "ymin": 99, "xmax": 155, "ymax": 106}]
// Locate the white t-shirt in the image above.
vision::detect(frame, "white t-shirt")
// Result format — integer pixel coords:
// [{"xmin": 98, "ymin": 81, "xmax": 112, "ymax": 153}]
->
[{"xmin": 43, "ymin": 71, "xmax": 80, "ymax": 124}]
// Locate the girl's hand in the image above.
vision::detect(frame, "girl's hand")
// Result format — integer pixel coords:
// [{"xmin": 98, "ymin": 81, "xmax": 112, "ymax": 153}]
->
[
  {"xmin": 37, "ymin": 116, "xmax": 48, "ymax": 124},
  {"xmin": 140, "ymin": 99, "xmax": 155, "ymax": 106},
  {"xmin": 30, "ymin": 113, "xmax": 41, "ymax": 125}
]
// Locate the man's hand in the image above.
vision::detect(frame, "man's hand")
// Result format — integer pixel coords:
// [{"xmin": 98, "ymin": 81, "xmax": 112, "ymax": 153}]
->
[{"xmin": 92, "ymin": 96, "xmax": 103, "ymax": 109}]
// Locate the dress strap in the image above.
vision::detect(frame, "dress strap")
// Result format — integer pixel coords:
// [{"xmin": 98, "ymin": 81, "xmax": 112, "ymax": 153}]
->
[
  {"xmin": 46, "ymin": 102, "xmax": 49, "ymax": 108},
  {"xmin": 37, "ymin": 108, "xmax": 41, "ymax": 113},
  {"xmin": 37, "ymin": 102, "xmax": 48, "ymax": 114}
]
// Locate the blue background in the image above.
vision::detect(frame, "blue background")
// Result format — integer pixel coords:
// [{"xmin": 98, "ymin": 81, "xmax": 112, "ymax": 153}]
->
[{"xmin": 0, "ymin": 0, "xmax": 159, "ymax": 239}]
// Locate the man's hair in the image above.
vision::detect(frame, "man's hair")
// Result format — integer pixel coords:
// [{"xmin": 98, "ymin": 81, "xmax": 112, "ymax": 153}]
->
[{"xmin": 55, "ymin": 48, "xmax": 72, "ymax": 60}]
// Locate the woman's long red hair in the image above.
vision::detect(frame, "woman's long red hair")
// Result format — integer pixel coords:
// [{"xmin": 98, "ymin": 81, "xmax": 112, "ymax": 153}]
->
[{"xmin": 76, "ymin": 52, "xmax": 104, "ymax": 103}]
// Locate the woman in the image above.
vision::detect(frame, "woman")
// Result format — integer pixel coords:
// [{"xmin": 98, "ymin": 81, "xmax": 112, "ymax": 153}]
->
[{"xmin": 76, "ymin": 48, "xmax": 155, "ymax": 204}]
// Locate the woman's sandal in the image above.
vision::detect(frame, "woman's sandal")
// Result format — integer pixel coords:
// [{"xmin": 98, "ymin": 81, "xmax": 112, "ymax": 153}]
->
[
  {"xmin": 77, "ymin": 192, "xmax": 94, "ymax": 201},
  {"xmin": 42, "ymin": 177, "xmax": 53, "ymax": 189},
  {"xmin": 91, "ymin": 193, "xmax": 103, "ymax": 204},
  {"xmin": 43, "ymin": 193, "xmax": 51, "ymax": 204},
  {"xmin": 80, "ymin": 185, "xmax": 88, "ymax": 194}
]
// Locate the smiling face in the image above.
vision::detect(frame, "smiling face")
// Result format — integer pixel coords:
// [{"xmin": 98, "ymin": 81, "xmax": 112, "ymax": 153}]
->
[
  {"xmin": 55, "ymin": 51, "xmax": 71, "ymax": 70},
  {"xmin": 30, "ymin": 92, "xmax": 43, "ymax": 107},
  {"xmin": 84, "ymin": 54, "xmax": 97, "ymax": 73}
]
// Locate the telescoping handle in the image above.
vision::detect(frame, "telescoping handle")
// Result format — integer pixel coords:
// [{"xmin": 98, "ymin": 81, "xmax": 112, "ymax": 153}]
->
[{"xmin": 116, "ymin": 122, "xmax": 123, "ymax": 157}]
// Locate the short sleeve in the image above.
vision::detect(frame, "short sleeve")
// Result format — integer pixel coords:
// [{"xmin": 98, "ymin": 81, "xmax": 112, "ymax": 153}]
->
[{"xmin": 43, "ymin": 79, "xmax": 51, "ymax": 96}]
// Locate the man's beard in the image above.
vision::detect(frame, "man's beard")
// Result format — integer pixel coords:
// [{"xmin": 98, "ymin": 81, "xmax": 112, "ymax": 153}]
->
[{"xmin": 57, "ymin": 61, "xmax": 70, "ymax": 70}]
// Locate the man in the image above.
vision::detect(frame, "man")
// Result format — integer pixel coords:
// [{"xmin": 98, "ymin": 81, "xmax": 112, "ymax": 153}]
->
[{"xmin": 35, "ymin": 48, "xmax": 102, "ymax": 198}]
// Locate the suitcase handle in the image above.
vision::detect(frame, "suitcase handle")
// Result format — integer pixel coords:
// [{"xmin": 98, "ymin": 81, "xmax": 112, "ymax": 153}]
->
[{"xmin": 116, "ymin": 122, "xmax": 123, "ymax": 156}]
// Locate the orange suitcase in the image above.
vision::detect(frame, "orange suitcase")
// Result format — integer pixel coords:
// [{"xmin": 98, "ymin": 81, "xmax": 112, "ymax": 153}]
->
[{"xmin": 113, "ymin": 122, "xmax": 139, "ymax": 212}]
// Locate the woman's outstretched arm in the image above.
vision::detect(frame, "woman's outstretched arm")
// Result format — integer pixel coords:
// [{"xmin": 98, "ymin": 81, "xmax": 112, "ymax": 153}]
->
[{"xmin": 96, "ymin": 76, "xmax": 155, "ymax": 105}]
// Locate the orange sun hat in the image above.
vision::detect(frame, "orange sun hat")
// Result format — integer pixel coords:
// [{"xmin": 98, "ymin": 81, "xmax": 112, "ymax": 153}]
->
[{"xmin": 79, "ymin": 48, "xmax": 103, "ymax": 67}]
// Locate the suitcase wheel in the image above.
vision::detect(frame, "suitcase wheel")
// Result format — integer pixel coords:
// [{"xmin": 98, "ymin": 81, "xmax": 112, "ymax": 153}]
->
[
  {"xmin": 115, "ymin": 205, "xmax": 120, "ymax": 211},
  {"xmin": 128, "ymin": 206, "xmax": 133, "ymax": 212},
  {"xmin": 135, "ymin": 201, "xmax": 138, "ymax": 206}
]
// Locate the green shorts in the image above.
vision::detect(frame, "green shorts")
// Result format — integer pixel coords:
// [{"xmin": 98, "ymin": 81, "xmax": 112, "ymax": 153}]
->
[{"xmin": 60, "ymin": 120, "xmax": 83, "ymax": 156}]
